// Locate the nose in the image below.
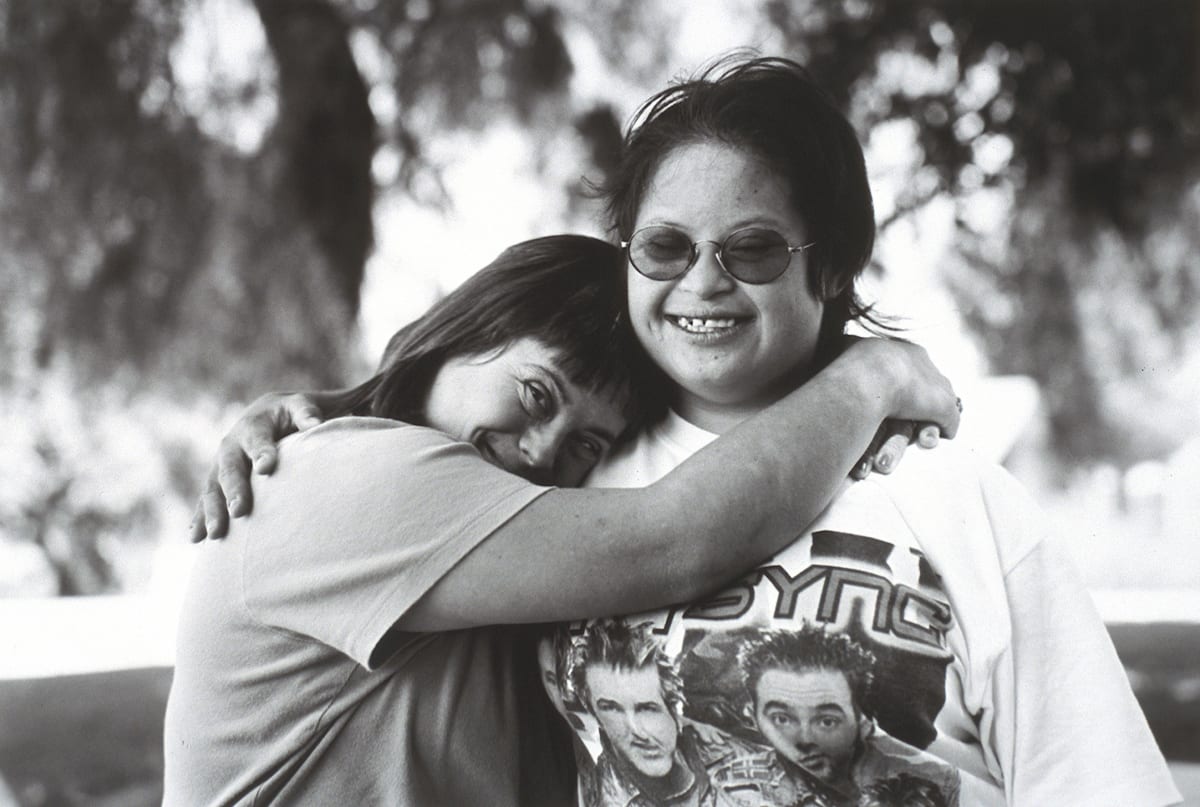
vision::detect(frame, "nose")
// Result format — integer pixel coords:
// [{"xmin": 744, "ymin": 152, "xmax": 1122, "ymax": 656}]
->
[
  {"xmin": 518, "ymin": 426, "xmax": 562, "ymax": 483},
  {"xmin": 792, "ymin": 723, "xmax": 816, "ymax": 748},
  {"xmin": 677, "ymin": 241, "xmax": 735, "ymax": 298},
  {"xmin": 626, "ymin": 713, "xmax": 652, "ymax": 741}
]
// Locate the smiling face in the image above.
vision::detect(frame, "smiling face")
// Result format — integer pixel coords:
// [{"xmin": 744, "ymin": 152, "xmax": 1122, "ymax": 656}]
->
[
  {"xmin": 423, "ymin": 336, "xmax": 629, "ymax": 486},
  {"xmin": 626, "ymin": 141, "xmax": 824, "ymax": 432},
  {"xmin": 752, "ymin": 667, "xmax": 866, "ymax": 788},
  {"xmin": 584, "ymin": 663, "xmax": 680, "ymax": 779}
]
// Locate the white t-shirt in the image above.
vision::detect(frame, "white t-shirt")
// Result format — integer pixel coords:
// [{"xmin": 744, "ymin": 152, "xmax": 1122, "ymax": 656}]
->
[{"xmin": 554, "ymin": 409, "xmax": 1180, "ymax": 807}]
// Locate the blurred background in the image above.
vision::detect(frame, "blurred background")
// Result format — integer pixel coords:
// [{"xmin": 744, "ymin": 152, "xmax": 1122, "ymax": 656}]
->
[{"xmin": 1, "ymin": 0, "xmax": 1198, "ymax": 804}]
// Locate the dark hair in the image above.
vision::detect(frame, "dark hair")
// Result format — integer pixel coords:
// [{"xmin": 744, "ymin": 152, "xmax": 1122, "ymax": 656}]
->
[
  {"xmin": 860, "ymin": 774, "xmax": 950, "ymax": 807},
  {"xmin": 736, "ymin": 625, "xmax": 876, "ymax": 718},
  {"xmin": 325, "ymin": 235, "xmax": 668, "ymax": 438},
  {"xmin": 601, "ymin": 55, "xmax": 881, "ymax": 366},
  {"xmin": 568, "ymin": 619, "xmax": 685, "ymax": 718}
]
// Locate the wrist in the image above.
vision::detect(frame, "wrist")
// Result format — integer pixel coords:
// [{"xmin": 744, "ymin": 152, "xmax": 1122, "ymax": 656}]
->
[{"xmin": 824, "ymin": 342, "xmax": 893, "ymax": 421}]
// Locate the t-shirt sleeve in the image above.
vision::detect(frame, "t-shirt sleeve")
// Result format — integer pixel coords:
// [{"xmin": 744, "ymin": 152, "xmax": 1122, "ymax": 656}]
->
[
  {"xmin": 239, "ymin": 417, "xmax": 552, "ymax": 669},
  {"xmin": 978, "ymin": 472, "xmax": 1181, "ymax": 806}
]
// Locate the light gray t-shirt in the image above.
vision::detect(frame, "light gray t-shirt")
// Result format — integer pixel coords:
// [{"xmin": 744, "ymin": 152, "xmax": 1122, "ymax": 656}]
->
[{"xmin": 163, "ymin": 417, "xmax": 565, "ymax": 806}]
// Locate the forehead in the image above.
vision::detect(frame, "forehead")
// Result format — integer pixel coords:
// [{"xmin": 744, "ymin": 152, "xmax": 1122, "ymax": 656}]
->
[
  {"xmin": 585, "ymin": 664, "xmax": 664, "ymax": 703},
  {"xmin": 754, "ymin": 667, "xmax": 854, "ymax": 711},
  {"xmin": 637, "ymin": 141, "xmax": 799, "ymax": 231}
]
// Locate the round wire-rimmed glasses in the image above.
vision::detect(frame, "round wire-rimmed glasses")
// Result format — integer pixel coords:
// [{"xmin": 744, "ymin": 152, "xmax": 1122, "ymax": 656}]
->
[{"xmin": 621, "ymin": 225, "xmax": 815, "ymax": 285}]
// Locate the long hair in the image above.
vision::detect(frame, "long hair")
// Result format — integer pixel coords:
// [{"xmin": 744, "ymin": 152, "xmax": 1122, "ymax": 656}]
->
[
  {"xmin": 600, "ymin": 54, "xmax": 883, "ymax": 368},
  {"xmin": 324, "ymin": 235, "xmax": 668, "ymax": 438}
]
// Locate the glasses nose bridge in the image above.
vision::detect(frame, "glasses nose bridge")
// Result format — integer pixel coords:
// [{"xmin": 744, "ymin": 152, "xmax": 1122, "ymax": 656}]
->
[{"xmin": 688, "ymin": 238, "xmax": 732, "ymax": 277}]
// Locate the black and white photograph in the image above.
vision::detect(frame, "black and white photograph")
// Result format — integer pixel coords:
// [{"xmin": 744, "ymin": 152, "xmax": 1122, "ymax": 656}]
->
[{"xmin": 0, "ymin": 1, "xmax": 1196, "ymax": 805}]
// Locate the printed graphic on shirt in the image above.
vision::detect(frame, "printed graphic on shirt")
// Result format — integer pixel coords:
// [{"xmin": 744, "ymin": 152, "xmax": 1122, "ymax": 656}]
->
[{"xmin": 547, "ymin": 530, "xmax": 963, "ymax": 807}]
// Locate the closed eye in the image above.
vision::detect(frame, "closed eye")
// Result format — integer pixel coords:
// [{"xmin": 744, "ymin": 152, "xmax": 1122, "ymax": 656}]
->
[{"xmin": 572, "ymin": 435, "xmax": 604, "ymax": 462}]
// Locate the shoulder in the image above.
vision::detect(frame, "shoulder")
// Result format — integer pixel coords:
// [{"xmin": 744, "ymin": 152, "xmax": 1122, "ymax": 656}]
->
[
  {"xmin": 838, "ymin": 441, "xmax": 1045, "ymax": 575},
  {"xmin": 284, "ymin": 416, "xmax": 459, "ymax": 460},
  {"xmin": 251, "ymin": 416, "xmax": 545, "ymax": 535},
  {"xmin": 272, "ymin": 416, "xmax": 492, "ymax": 486}
]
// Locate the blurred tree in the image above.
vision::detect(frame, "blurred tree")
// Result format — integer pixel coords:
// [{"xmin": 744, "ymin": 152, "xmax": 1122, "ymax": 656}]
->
[
  {"xmin": 766, "ymin": 0, "xmax": 1200, "ymax": 466},
  {"xmin": 0, "ymin": 0, "xmax": 367, "ymax": 398},
  {"xmin": 0, "ymin": 0, "xmax": 585, "ymax": 593},
  {"xmin": 2, "ymin": 0, "xmax": 1197, "ymax": 594}
]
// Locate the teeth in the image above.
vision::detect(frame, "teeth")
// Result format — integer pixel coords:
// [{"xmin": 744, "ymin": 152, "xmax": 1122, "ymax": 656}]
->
[{"xmin": 674, "ymin": 316, "xmax": 738, "ymax": 333}]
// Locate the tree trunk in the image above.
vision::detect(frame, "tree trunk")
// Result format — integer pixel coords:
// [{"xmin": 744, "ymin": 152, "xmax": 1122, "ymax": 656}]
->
[{"xmin": 254, "ymin": 0, "xmax": 376, "ymax": 315}]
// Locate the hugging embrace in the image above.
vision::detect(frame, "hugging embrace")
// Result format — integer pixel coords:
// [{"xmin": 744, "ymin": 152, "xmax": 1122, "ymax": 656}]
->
[{"xmin": 163, "ymin": 56, "xmax": 1179, "ymax": 807}]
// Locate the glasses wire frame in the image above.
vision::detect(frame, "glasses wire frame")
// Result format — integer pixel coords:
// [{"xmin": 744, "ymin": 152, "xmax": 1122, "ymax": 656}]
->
[{"xmin": 621, "ymin": 226, "xmax": 815, "ymax": 285}]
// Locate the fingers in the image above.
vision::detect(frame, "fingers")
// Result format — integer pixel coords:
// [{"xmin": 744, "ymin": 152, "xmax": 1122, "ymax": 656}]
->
[
  {"xmin": 239, "ymin": 392, "xmax": 324, "ymax": 474},
  {"xmin": 216, "ymin": 440, "xmax": 254, "ymax": 516},
  {"xmin": 917, "ymin": 423, "xmax": 941, "ymax": 449},
  {"xmin": 249, "ymin": 444, "xmax": 279, "ymax": 476},
  {"xmin": 287, "ymin": 394, "xmax": 325, "ymax": 432},
  {"xmin": 188, "ymin": 501, "xmax": 206, "ymax": 543},
  {"xmin": 200, "ymin": 472, "xmax": 231, "ymax": 539},
  {"xmin": 850, "ymin": 453, "xmax": 873, "ymax": 480},
  {"xmin": 873, "ymin": 430, "xmax": 913, "ymax": 474},
  {"xmin": 928, "ymin": 392, "xmax": 962, "ymax": 440}
]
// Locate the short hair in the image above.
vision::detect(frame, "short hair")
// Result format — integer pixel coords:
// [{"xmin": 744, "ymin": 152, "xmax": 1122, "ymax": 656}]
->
[
  {"xmin": 568, "ymin": 619, "xmax": 685, "ymax": 718},
  {"xmin": 324, "ymin": 235, "xmax": 669, "ymax": 438},
  {"xmin": 736, "ymin": 625, "xmax": 876, "ymax": 717},
  {"xmin": 859, "ymin": 774, "xmax": 950, "ymax": 807},
  {"xmin": 600, "ymin": 54, "xmax": 879, "ymax": 366}
]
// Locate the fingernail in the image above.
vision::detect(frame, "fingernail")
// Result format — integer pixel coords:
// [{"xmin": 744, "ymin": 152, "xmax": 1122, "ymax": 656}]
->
[
  {"xmin": 876, "ymin": 453, "xmax": 892, "ymax": 471},
  {"xmin": 228, "ymin": 497, "xmax": 241, "ymax": 514},
  {"xmin": 205, "ymin": 520, "xmax": 217, "ymax": 534}
]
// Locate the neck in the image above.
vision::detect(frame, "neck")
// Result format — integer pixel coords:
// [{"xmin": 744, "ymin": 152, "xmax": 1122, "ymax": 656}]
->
[
  {"xmin": 672, "ymin": 367, "xmax": 813, "ymax": 435},
  {"xmin": 672, "ymin": 392, "xmax": 761, "ymax": 434}
]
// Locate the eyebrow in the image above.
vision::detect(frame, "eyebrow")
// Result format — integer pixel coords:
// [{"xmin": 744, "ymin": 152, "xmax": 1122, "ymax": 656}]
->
[
  {"xmin": 762, "ymin": 700, "xmax": 849, "ymax": 716},
  {"xmin": 534, "ymin": 363, "xmax": 570, "ymax": 406},
  {"xmin": 646, "ymin": 215, "xmax": 795, "ymax": 234}
]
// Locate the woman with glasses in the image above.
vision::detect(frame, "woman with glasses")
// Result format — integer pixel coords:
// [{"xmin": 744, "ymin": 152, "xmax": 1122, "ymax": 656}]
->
[{"xmin": 192, "ymin": 57, "xmax": 1178, "ymax": 806}]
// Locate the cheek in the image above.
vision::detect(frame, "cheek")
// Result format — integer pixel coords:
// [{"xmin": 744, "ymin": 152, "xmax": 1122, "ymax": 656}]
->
[
  {"xmin": 758, "ymin": 285, "xmax": 823, "ymax": 350},
  {"xmin": 649, "ymin": 714, "xmax": 676, "ymax": 740},
  {"xmin": 626, "ymin": 274, "xmax": 660, "ymax": 343}
]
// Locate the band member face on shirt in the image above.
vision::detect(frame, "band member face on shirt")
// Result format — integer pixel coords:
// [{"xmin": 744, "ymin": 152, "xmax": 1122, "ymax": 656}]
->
[
  {"xmin": 751, "ymin": 666, "xmax": 870, "ymax": 788},
  {"xmin": 584, "ymin": 663, "xmax": 680, "ymax": 778}
]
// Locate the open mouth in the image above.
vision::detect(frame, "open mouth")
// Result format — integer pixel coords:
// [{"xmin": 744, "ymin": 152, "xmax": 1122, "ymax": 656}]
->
[{"xmin": 668, "ymin": 315, "xmax": 747, "ymax": 335}]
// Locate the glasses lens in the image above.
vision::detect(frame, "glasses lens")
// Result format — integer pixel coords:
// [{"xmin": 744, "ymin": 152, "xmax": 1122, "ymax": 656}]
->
[
  {"xmin": 722, "ymin": 228, "xmax": 791, "ymax": 283},
  {"xmin": 629, "ymin": 226, "xmax": 693, "ymax": 280}
]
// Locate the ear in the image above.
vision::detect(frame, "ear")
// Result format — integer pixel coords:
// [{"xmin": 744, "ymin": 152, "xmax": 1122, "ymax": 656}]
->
[
  {"xmin": 739, "ymin": 700, "xmax": 758, "ymax": 731},
  {"xmin": 856, "ymin": 714, "xmax": 875, "ymax": 743}
]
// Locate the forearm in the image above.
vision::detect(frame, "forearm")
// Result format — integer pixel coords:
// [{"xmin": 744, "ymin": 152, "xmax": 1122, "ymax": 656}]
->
[
  {"xmin": 648, "ymin": 354, "xmax": 888, "ymax": 595},
  {"xmin": 403, "ymin": 349, "xmax": 903, "ymax": 629}
]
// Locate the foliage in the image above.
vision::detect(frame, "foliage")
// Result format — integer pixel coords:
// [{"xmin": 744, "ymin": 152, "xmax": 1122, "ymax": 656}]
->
[
  {"xmin": 765, "ymin": 0, "xmax": 1200, "ymax": 463},
  {"xmin": 1, "ymin": 0, "xmax": 1197, "ymax": 593}
]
